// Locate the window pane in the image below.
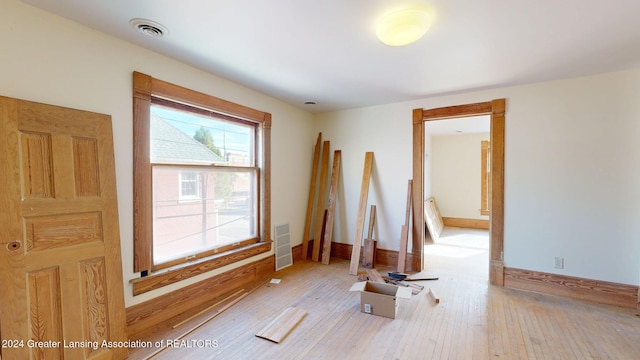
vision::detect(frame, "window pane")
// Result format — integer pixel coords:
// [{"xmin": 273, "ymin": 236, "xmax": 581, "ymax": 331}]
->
[
  {"xmin": 179, "ymin": 172, "xmax": 200, "ymax": 199},
  {"xmin": 152, "ymin": 166, "xmax": 257, "ymax": 265},
  {"xmin": 150, "ymin": 105, "xmax": 254, "ymax": 166}
]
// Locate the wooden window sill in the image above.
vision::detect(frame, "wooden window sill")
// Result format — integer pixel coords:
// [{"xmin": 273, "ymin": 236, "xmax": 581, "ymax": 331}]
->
[{"xmin": 130, "ymin": 241, "xmax": 272, "ymax": 296}]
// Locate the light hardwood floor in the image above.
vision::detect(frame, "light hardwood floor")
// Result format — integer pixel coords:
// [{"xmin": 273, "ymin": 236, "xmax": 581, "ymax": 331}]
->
[{"xmin": 128, "ymin": 229, "xmax": 640, "ymax": 359}]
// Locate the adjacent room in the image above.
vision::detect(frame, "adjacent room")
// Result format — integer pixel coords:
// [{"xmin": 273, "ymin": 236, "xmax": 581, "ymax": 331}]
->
[{"xmin": 1, "ymin": 1, "xmax": 639, "ymax": 359}]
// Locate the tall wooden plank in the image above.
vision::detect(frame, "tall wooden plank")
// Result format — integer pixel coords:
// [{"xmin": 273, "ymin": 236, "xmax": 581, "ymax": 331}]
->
[
  {"xmin": 397, "ymin": 179, "xmax": 413, "ymax": 272},
  {"xmin": 411, "ymin": 108, "xmax": 424, "ymax": 272},
  {"xmin": 397, "ymin": 226, "xmax": 409, "ymax": 273},
  {"xmin": 321, "ymin": 150, "xmax": 341, "ymax": 264},
  {"xmin": 362, "ymin": 205, "xmax": 377, "ymax": 269},
  {"xmin": 349, "ymin": 152, "xmax": 374, "ymax": 275},
  {"xmin": 312, "ymin": 141, "xmax": 330, "ymax": 261},
  {"xmin": 403, "ymin": 180, "xmax": 413, "ymax": 228},
  {"xmin": 301, "ymin": 133, "xmax": 322, "ymax": 260},
  {"xmin": 367, "ymin": 205, "xmax": 376, "ymax": 239},
  {"xmin": 362, "ymin": 239, "xmax": 377, "ymax": 269}
]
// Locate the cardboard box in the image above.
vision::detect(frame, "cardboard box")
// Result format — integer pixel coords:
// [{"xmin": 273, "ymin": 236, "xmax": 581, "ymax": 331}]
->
[{"xmin": 349, "ymin": 281, "xmax": 412, "ymax": 319}]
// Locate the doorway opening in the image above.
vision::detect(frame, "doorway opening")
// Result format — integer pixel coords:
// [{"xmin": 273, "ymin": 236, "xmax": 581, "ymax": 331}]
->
[
  {"xmin": 411, "ymin": 99, "xmax": 505, "ymax": 285},
  {"xmin": 423, "ymin": 116, "xmax": 490, "ymax": 278}
]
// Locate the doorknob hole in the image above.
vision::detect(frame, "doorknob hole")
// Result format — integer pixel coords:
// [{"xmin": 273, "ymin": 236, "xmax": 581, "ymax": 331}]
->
[{"xmin": 6, "ymin": 241, "xmax": 22, "ymax": 251}]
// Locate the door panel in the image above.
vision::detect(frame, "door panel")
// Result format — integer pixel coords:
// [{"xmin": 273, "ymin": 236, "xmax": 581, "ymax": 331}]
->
[{"xmin": 0, "ymin": 96, "xmax": 127, "ymax": 359}]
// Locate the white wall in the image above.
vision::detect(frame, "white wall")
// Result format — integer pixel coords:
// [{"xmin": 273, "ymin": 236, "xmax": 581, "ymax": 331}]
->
[
  {"xmin": 316, "ymin": 69, "xmax": 640, "ymax": 286},
  {"xmin": 0, "ymin": 0, "xmax": 315, "ymax": 307},
  {"xmin": 431, "ymin": 133, "xmax": 490, "ymax": 220},
  {"xmin": 314, "ymin": 105, "xmax": 414, "ymax": 251}
]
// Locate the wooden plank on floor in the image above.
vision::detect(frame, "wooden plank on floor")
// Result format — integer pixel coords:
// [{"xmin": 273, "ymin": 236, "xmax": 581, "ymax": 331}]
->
[
  {"xmin": 256, "ymin": 307, "xmax": 307, "ymax": 343},
  {"xmin": 405, "ymin": 276, "xmax": 439, "ymax": 281},
  {"xmin": 366, "ymin": 269, "xmax": 385, "ymax": 283},
  {"xmin": 429, "ymin": 288, "xmax": 440, "ymax": 304},
  {"xmin": 321, "ymin": 150, "xmax": 341, "ymax": 265},
  {"xmin": 349, "ymin": 152, "xmax": 374, "ymax": 275},
  {"xmin": 147, "ymin": 292, "xmax": 250, "ymax": 358},
  {"xmin": 312, "ymin": 141, "xmax": 331, "ymax": 262},
  {"xmin": 301, "ymin": 133, "xmax": 322, "ymax": 260},
  {"xmin": 400, "ymin": 281, "xmax": 424, "ymax": 292},
  {"xmin": 397, "ymin": 179, "xmax": 412, "ymax": 273}
]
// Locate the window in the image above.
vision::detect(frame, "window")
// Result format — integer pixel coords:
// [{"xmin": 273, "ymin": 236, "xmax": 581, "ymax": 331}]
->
[
  {"xmin": 132, "ymin": 72, "xmax": 271, "ymax": 292},
  {"xmin": 480, "ymin": 140, "xmax": 490, "ymax": 216},
  {"xmin": 179, "ymin": 172, "xmax": 200, "ymax": 200}
]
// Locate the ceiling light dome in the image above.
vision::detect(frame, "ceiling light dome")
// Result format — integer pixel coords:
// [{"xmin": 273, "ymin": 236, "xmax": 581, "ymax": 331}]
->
[{"xmin": 376, "ymin": 6, "xmax": 432, "ymax": 46}]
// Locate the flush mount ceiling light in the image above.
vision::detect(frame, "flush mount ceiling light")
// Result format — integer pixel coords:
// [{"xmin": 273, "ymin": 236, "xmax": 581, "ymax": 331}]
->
[
  {"xmin": 376, "ymin": 6, "xmax": 432, "ymax": 46},
  {"xmin": 130, "ymin": 18, "xmax": 168, "ymax": 38}
]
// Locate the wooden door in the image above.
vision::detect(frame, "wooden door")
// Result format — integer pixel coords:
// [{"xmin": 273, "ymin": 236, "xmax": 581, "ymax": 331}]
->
[{"xmin": 0, "ymin": 96, "xmax": 128, "ymax": 359}]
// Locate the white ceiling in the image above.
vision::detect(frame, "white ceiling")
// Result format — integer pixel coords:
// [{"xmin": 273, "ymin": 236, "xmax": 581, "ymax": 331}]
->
[{"xmin": 21, "ymin": 0, "xmax": 640, "ymax": 113}]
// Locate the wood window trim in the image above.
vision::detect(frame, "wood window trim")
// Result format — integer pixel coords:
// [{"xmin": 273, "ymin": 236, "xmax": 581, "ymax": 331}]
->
[
  {"xmin": 480, "ymin": 140, "xmax": 490, "ymax": 216},
  {"xmin": 130, "ymin": 242, "xmax": 271, "ymax": 296},
  {"xmin": 413, "ymin": 99, "xmax": 505, "ymax": 285},
  {"xmin": 132, "ymin": 71, "xmax": 271, "ymax": 294}
]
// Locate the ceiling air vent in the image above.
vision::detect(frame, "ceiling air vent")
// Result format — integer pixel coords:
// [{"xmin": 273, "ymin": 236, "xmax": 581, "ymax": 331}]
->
[{"xmin": 130, "ymin": 18, "xmax": 168, "ymax": 38}]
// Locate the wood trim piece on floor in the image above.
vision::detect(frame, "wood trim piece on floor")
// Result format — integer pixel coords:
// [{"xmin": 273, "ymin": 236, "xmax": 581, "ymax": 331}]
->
[
  {"xmin": 504, "ymin": 267, "xmax": 639, "ymax": 309},
  {"xmin": 255, "ymin": 307, "xmax": 307, "ymax": 343},
  {"xmin": 442, "ymin": 217, "xmax": 489, "ymax": 230},
  {"xmin": 126, "ymin": 256, "xmax": 275, "ymax": 336}
]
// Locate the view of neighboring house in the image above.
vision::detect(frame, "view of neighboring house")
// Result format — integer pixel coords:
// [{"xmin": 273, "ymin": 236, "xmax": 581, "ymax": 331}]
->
[
  {"xmin": 150, "ymin": 115, "xmax": 226, "ymax": 166},
  {"xmin": 150, "ymin": 115, "xmax": 252, "ymax": 265}
]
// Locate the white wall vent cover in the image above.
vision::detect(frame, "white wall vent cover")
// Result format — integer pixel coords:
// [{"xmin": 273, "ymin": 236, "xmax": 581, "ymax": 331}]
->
[{"xmin": 274, "ymin": 223, "xmax": 293, "ymax": 271}]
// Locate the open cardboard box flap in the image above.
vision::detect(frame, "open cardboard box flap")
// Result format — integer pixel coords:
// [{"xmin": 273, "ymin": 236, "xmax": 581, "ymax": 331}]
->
[{"xmin": 349, "ymin": 281, "xmax": 413, "ymax": 299}]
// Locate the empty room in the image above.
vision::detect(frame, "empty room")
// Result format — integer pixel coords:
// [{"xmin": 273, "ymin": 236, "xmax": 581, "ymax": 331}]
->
[{"xmin": 1, "ymin": 1, "xmax": 639, "ymax": 359}]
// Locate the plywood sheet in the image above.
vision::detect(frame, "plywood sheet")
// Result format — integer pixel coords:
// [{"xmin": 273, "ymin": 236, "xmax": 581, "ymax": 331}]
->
[{"xmin": 424, "ymin": 197, "xmax": 444, "ymax": 241}]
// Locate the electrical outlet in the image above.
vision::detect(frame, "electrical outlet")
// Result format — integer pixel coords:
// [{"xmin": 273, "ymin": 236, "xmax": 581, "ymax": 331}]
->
[{"xmin": 554, "ymin": 257, "xmax": 564, "ymax": 269}]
